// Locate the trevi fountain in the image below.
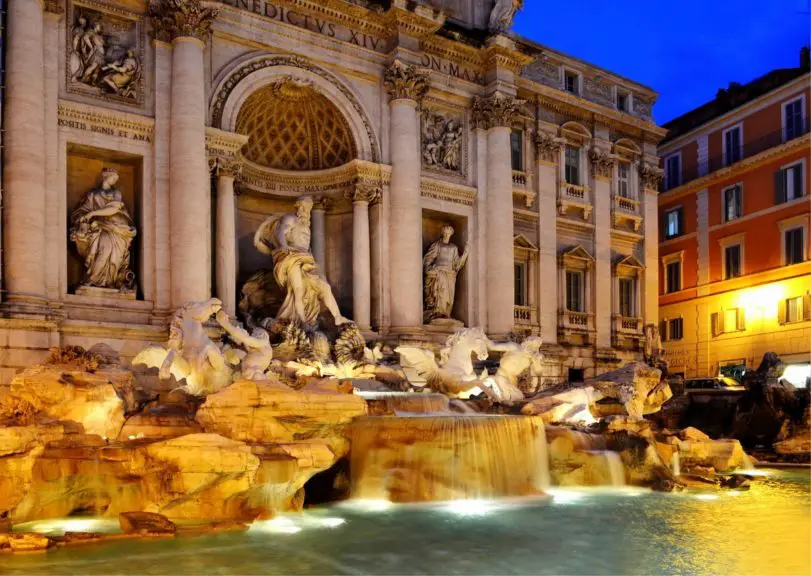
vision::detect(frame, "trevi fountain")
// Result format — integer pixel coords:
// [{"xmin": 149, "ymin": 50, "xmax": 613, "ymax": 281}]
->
[{"xmin": 0, "ymin": 0, "xmax": 809, "ymax": 573}]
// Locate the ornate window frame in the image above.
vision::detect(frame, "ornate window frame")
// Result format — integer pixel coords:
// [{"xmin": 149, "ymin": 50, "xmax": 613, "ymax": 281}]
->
[
  {"xmin": 662, "ymin": 250, "xmax": 684, "ymax": 294},
  {"xmin": 558, "ymin": 245, "xmax": 596, "ymax": 343},
  {"xmin": 557, "ymin": 122, "xmax": 592, "ymax": 220},
  {"xmin": 778, "ymin": 213, "xmax": 809, "ymax": 266},
  {"xmin": 719, "ymin": 232, "xmax": 746, "ymax": 280},
  {"xmin": 613, "ymin": 255, "xmax": 644, "ymax": 342},
  {"xmin": 513, "ymin": 234, "xmax": 539, "ymax": 333}
]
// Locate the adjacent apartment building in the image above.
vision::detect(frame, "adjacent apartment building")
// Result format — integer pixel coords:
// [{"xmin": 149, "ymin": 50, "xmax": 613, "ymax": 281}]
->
[{"xmin": 657, "ymin": 48, "xmax": 811, "ymax": 386}]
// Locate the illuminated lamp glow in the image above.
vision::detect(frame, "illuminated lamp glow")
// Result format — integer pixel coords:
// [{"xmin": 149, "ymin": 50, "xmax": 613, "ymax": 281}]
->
[
  {"xmin": 250, "ymin": 517, "xmax": 303, "ymax": 534},
  {"xmin": 343, "ymin": 499, "xmax": 393, "ymax": 512},
  {"xmin": 782, "ymin": 364, "xmax": 811, "ymax": 388},
  {"xmin": 22, "ymin": 518, "xmax": 117, "ymax": 535},
  {"xmin": 736, "ymin": 284, "xmax": 785, "ymax": 321}
]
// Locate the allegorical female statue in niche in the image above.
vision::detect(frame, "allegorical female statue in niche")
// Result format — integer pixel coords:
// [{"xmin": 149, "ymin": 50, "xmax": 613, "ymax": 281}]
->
[
  {"xmin": 423, "ymin": 223, "xmax": 469, "ymax": 324},
  {"xmin": 70, "ymin": 167, "xmax": 137, "ymax": 291}
]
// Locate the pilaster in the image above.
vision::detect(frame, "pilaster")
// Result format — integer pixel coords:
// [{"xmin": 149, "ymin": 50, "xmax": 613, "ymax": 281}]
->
[
  {"xmin": 591, "ymin": 142, "xmax": 614, "ymax": 348},
  {"xmin": 536, "ymin": 131, "xmax": 562, "ymax": 343},
  {"xmin": 640, "ymin": 159, "xmax": 664, "ymax": 324}
]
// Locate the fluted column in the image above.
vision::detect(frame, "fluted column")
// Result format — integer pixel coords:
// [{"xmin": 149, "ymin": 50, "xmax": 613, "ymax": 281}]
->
[
  {"xmin": 473, "ymin": 92, "xmax": 523, "ymax": 338},
  {"xmin": 3, "ymin": 0, "xmax": 47, "ymax": 307},
  {"xmin": 311, "ymin": 198, "xmax": 329, "ymax": 270},
  {"xmin": 347, "ymin": 185, "xmax": 380, "ymax": 330},
  {"xmin": 212, "ymin": 159, "xmax": 240, "ymax": 316},
  {"xmin": 384, "ymin": 61, "xmax": 428, "ymax": 331},
  {"xmin": 149, "ymin": 0, "xmax": 218, "ymax": 308}
]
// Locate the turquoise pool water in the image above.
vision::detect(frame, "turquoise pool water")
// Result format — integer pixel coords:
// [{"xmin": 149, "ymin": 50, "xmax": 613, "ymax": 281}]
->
[{"xmin": 4, "ymin": 470, "xmax": 809, "ymax": 575}]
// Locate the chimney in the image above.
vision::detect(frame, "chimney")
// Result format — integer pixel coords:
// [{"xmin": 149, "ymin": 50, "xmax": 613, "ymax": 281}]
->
[{"xmin": 801, "ymin": 46, "xmax": 810, "ymax": 70}]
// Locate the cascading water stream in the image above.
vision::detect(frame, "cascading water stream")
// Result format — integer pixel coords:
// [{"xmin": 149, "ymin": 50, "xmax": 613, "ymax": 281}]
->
[{"xmin": 671, "ymin": 451, "xmax": 681, "ymax": 476}]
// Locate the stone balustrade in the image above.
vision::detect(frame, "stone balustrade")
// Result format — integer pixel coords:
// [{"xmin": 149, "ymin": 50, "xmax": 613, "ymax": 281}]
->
[{"xmin": 513, "ymin": 304, "xmax": 537, "ymax": 327}]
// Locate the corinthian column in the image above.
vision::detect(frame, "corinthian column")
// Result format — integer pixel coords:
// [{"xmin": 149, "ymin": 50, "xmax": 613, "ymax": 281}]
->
[
  {"xmin": 384, "ymin": 61, "xmax": 428, "ymax": 332},
  {"xmin": 347, "ymin": 184, "xmax": 380, "ymax": 330},
  {"xmin": 3, "ymin": 0, "xmax": 46, "ymax": 308},
  {"xmin": 473, "ymin": 92, "xmax": 523, "ymax": 338},
  {"xmin": 211, "ymin": 158, "xmax": 240, "ymax": 317},
  {"xmin": 311, "ymin": 198, "xmax": 329, "ymax": 270},
  {"xmin": 149, "ymin": 0, "xmax": 218, "ymax": 308}
]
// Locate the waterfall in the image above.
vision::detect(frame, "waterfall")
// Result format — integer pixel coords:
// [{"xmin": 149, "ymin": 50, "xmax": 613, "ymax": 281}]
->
[
  {"xmin": 601, "ymin": 451, "xmax": 626, "ymax": 486},
  {"xmin": 350, "ymin": 415, "xmax": 550, "ymax": 502},
  {"xmin": 671, "ymin": 452, "xmax": 681, "ymax": 476}
]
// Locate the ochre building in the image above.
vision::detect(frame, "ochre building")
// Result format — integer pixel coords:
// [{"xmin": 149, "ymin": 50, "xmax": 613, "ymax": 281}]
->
[
  {"xmin": 658, "ymin": 48, "xmax": 811, "ymax": 384},
  {"xmin": 1, "ymin": 0, "xmax": 665, "ymax": 384}
]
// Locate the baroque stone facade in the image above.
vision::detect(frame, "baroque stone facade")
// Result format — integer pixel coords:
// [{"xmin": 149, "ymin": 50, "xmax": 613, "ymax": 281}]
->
[{"xmin": 0, "ymin": 0, "xmax": 665, "ymax": 384}]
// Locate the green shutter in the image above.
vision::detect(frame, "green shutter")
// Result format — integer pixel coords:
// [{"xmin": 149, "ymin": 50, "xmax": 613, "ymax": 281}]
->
[{"xmin": 774, "ymin": 169, "xmax": 785, "ymax": 204}]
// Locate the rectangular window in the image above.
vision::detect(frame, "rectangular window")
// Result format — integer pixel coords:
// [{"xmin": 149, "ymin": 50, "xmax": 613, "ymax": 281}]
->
[
  {"xmin": 785, "ymin": 227, "xmax": 804, "ymax": 265},
  {"xmin": 564, "ymin": 146, "xmax": 580, "ymax": 185},
  {"xmin": 665, "ymin": 155, "xmax": 680, "ymax": 189},
  {"xmin": 723, "ymin": 185, "xmax": 742, "ymax": 222},
  {"xmin": 724, "ymin": 307, "xmax": 744, "ymax": 331},
  {"xmin": 566, "ymin": 270, "xmax": 584, "ymax": 312},
  {"xmin": 665, "ymin": 207, "xmax": 682, "ymax": 238},
  {"xmin": 564, "ymin": 71, "xmax": 579, "ymax": 95},
  {"xmin": 665, "ymin": 261, "xmax": 681, "ymax": 294},
  {"xmin": 724, "ymin": 244, "xmax": 742, "ymax": 279},
  {"xmin": 619, "ymin": 278, "xmax": 635, "ymax": 317},
  {"xmin": 724, "ymin": 126, "xmax": 742, "ymax": 165},
  {"xmin": 777, "ymin": 164, "xmax": 804, "ymax": 203},
  {"xmin": 617, "ymin": 162, "xmax": 630, "ymax": 197},
  {"xmin": 668, "ymin": 318, "xmax": 684, "ymax": 340},
  {"xmin": 785, "ymin": 99, "xmax": 803, "ymax": 141},
  {"xmin": 514, "ymin": 262, "xmax": 526, "ymax": 305},
  {"xmin": 510, "ymin": 129, "xmax": 523, "ymax": 171},
  {"xmin": 786, "ymin": 296, "xmax": 803, "ymax": 323},
  {"xmin": 616, "ymin": 91, "xmax": 628, "ymax": 112}
]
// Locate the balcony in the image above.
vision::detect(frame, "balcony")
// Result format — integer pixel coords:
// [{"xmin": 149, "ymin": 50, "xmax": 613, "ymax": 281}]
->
[
  {"xmin": 662, "ymin": 118, "xmax": 811, "ymax": 191},
  {"xmin": 612, "ymin": 194, "xmax": 642, "ymax": 232},
  {"xmin": 512, "ymin": 170, "xmax": 536, "ymax": 207},
  {"xmin": 558, "ymin": 309, "xmax": 595, "ymax": 346},
  {"xmin": 513, "ymin": 305, "xmax": 538, "ymax": 332},
  {"xmin": 612, "ymin": 314, "xmax": 644, "ymax": 349},
  {"xmin": 557, "ymin": 182, "xmax": 592, "ymax": 220}
]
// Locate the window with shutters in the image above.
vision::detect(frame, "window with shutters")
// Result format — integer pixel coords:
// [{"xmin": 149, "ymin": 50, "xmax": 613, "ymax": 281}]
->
[
  {"xmin": 776, "ymin": 161, "xmax": 805, "ymax": 204},
  {"xmin": 564, "ymin": 70, "xmax": 580, "ymax": 95},
  {"xmin": 723, "ymin": 125, "xmax": 742, "ymax": 166},
  {"xmin": 616, "ymin": 90, "xmax": 629, "ymax": 112},
  {"xmin": 514, "ymin": 262, "xmax": 526, "ymax": 305},
  {"xmin": 723, "ymin": 185, "xmax": 742, "ymax": 222},
  {"xmin": 668, "ymin": 318, "xmax": 683, "ymax": 340},
  {"xmin": 779, "ymin": 293, "xmax": 811, "ymax": 325},
  {"xmin": 664, "ymin": 154, "xmax": 681, "ymax": 190},
  {"xmin": 713, "ymin": 307, "xmax": 745, "ymax": 336},
  {"xmin": 511, "ymin": 129, "xmax": 523, "ymax": 171},
  {"xmin": 665, "ymin": 261, "xmax": 681, "ymax": 293},
  {"xmin": 665, "ymin": 207, "xmax": 683, "ymax": 238},
  {"xmin": 786, "ymin": 296, "xmax": 803, "ymax": 323},
  {"xmin": 564, "ymin": 145, "xmax": 580, "ymax": 185},
  {"xmin": 785, "ymin": 227, "xmax": 805, "ymax": 265},
  {"xmin": 566, "ymin": 270, "xmax": 584, "ymax": 312},
  {"xmin": 724, "ymin": 243, "xmax": 742, "ymax": 279},
  {"xmin": 784, "ymin": 98, "xmax": 804, "ymax": 141}
]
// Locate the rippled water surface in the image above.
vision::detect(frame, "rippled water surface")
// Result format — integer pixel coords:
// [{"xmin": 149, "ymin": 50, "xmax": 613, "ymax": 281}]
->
[{"xmin": 4, "ymin": 469, "xmax": 809, "ymax": 575}]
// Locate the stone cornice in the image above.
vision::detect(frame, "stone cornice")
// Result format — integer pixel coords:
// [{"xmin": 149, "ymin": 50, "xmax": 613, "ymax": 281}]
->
[
  {"xmin": 240, "ymin": 158, "xmax": 390, "ymax": 196},
  {"xmin": 57, "ymin": 100, "xmax": 154, "ymax": 143},
  {"xmin": 483, "ymin": 36, "xmax": 534, "ymax": 74},
  {"xmin": 149, "ymin": 0, "xmax": 219, "ymax": 42},
  {"xmin": 513, "ymin": 208, "xmax": 539, "ymax": 224},
  {"xmin": 421, "ymin": 35, "xmax": 485, "ymax": 71},
  {"xmin": 420, "ymin": 176, "xmax": 476, "ymax": 206},
  {"xmin": 639, "ymin": 161, "xmax": 663, "ymax": 192},
  {"xmin": 206, "ymin": 126, "xmax": 248, "ymax": 178},
  {"xmin": 384, "ymin": 1, "xmax": 445, "ymax": 38}
]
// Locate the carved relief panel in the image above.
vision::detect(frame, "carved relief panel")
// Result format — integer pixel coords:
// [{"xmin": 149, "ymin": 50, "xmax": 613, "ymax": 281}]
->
[
  {"xmin": 67, "ymin": 1, "xmax": 144, "ymax": 106},
  {"xmin": 421, "ymin": 106, "xmax": 466, "ymax": 179}
]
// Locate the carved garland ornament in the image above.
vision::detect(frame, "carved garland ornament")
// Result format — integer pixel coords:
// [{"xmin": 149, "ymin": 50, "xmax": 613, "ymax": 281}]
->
[
  {"xmin": 210, "ymin": 55, "xmax": 380, "ymax": 163},
  {"xmin": 148, "ymin": 0, "xmax": 218, "ymax": 43},
  {"xmin": 535, "ymin": 132, "xmax": 562, "ymax": 164},
  {"xmin": 639, "ymin": 162, "xmax": 664, "ymax": 191},
  {"xmin": 589, "ymin": 149, "xmax": 615, "ymax": 180},
  {"xmin": 384, "ymin": 60, "xmax": 429, "ymax": 103},
  {"xmin": 471, "ymin": 91, "xmax": 524, "ymax": 130}
]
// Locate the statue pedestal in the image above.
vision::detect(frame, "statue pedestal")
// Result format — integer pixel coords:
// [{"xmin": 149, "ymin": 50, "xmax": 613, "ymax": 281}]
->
[
  {"xmin": 426, "ymin": 317, "xmax": 464, "ymax": 330},
  {"xmin": 76, "ymin": 286, "xmax": 136, "ymax": 300}
]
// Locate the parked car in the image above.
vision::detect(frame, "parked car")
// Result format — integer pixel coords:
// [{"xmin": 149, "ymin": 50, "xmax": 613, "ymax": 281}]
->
[{"xmin": 683, "ymin": 376, "xmax": 745, "ymax": 392}]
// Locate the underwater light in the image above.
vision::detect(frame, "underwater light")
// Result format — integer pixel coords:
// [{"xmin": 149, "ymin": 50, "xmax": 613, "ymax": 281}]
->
[
  {"xmin": 547, "ymin": 489, "xmax": 586, "ymax": 504},
  {"xmin": 727, "ymin": 491, "xmax": 741, "ymax": 497},
  {"xmin": 344, "ymin": 499, "xmax": 393, "ymax": 512},
  {"xmin": 735, "ymin": 469, "xmax": 769, "ymax": 477},
  {"xmin": 319, "ymin": 517, "xmax": 346, "ymax": 528},
  {"xmin": 22, "ymin": 518, "xmax": 116, "ymax": 535},
  {"xmin": 250, "ymin": 517, "xmax": 303, "ymax": 534},
  {"xmin": 694, "ymin": 494, "xmax": 719, "ymax": 501},
  {"xmin": 443, "ymin": 500, "xmax": 493, "ymax": 517}
]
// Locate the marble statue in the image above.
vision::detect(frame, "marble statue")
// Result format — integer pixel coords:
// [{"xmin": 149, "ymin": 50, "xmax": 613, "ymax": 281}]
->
[
  {"xmin": 644, "ymin": 323, "xmax": 669, "ymax": 378},
  {"xmin": 102, "ymin": 50, "xmax": 141, "ymax": 99},
  {"xmin": 486, "ymin": 336, "xmax": 544, "ymax": 402},
  {"xmin": 80, "ymin": 22, "xmax": 106, "ymax": 85},
  {"xmin": 70, "ymin": 168, "xmax": 137, "ymax": 292},
  {"xmin": 423, "ymin": 224, "xmax": 469, "ymax": 324},
  {"xmin": 488, "ymin": 0, "xmax": 523, "ymax": 33},
  {"xmin": 133, "ymin": 299, "xmax": 233, "ymax": 396},
  {"xmin": 396, "ymin": 327, "xmax": 494, "ymax": 399},
  {"xmin": 254, "ymin": 196, "xmax": 350, "ymax": 330},
  {"xmin": 216, "ymin": 310, "xmax": 272, "ymax": 381}
]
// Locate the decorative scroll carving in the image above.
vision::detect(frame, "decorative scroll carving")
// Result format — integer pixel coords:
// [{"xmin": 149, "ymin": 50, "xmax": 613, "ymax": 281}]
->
[
  {"xmin": 67, "ymin": 4, "xmax": 142, "ymax": 104},
  {"xmin": 589, "ymin": 148, "xmax": 615, "ymax": 180},
  {"xmin": 488, "ymin": 0, "xmax": 523, "ymax": 34},
  {"xmin": 471, "ymin": 91, "xmax": 524, "ymax": 130},
  {"xmin": 639, "ymin": 162, "xmax": 664, "ymax": 191},
  {"xmin": 422, "ymin": 109, "xmax": 463, "ymax": 173},
  {"xmin": 148, "ymin": 0, "xmax": 219, "ymax": 43},
  {"xmin": 535, "ymin": 132, "xmax": 562, "ymax": 164},
  {"xmin": 384, "ymin": 60, "xmax": 429, "ymax": 103},
  {"xmin": 346, "ymin": 183, "xmax": 381, "ymax": 204}
]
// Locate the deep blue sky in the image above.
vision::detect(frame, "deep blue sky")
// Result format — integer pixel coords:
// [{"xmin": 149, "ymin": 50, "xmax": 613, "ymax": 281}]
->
[{"xmin": 513, "ymin": 0, "xmax": 811, "ymax": 124}]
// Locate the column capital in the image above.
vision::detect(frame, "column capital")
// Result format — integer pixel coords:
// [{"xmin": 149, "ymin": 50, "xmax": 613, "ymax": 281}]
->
[
  {"xmin": 209, "ymin": 155, "xmax": 242, "ymax": 179},
  {"xmin": 384, "ymin": 60, "xmax": 429, "ymax": 104},
  {"xmin": 346, "ymin": 183, "xmax": 381, "ymax": 205},
  {"xmin": 312, "ymin": 196, "xmax": 333, "ymax": 212},
  {"xmin": 148, "ymin": 0, "xmax": 218, "ymax": 43},
  {"xmin": 589, "ymin": 148, "xmax": 615, "ymax": 181},
  {"xmin": 535, "ymin": 132, "xmax": 563, "ymax": 164},
  {"xmin": 639, "ymin": 161, "xmax": 664, "ymax": 192},
  {"xmin": 471, "ymin": 91, "xmax": 524, "ymax": 130},
  {"xmin": 43, "ymin": 0, "xmax": 64, "ymax": 16}
]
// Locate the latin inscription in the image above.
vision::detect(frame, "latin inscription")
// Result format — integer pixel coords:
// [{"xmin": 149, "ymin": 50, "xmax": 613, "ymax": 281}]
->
[
  {"xmin": 58, "ymin": 118, "xmax": 153, "ymax": 143},
  {"xmin": 420, "ymin": 54, "xmax": 483, "ymax": 84}
]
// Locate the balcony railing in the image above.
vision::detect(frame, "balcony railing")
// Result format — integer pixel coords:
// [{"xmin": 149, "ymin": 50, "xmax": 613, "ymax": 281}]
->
[
  {"xmin": 512, "ymin": 170, "xmax": 528, "ymax": 187},
  {"xmin": 566, "ymin": 310, "xmax": 590, "ymax": 327},
  {"xmin": 663, "ymin": 118, "xmax": 811, "ymax": 191},
  {"xmin": 513, "ymin": 305, "xmax": 538, "ymax": 327},
  {"xmin": 613, "ymin": 195, "xmax": 639, "ymax": 214},
  {"xmin": 562, "ymin": 182, "xmax": 586, "ymax": 200},
  {"xmin": 614, "ymin": 315, "xmax": 643, "ymax": 333}
]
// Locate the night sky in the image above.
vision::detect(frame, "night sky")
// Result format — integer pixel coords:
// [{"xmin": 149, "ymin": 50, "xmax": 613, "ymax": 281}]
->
[{"xmin": 513, "ymin": 0, "xmax": 811, "ymax": 124}]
